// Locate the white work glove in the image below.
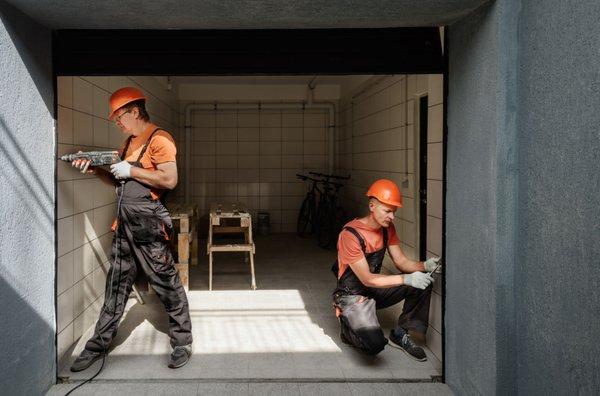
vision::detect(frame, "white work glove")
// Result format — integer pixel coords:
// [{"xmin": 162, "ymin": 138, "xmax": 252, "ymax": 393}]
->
[
  {"xmin": 424, "ymin": 257, "xmax": 442, "ymax": 273},
  {"xmin": 110, "ymin": 160, "xmax": 132, "ymax": 179},
  {"xmin": 404, "ymin": 272, "xmax": 434, "ymax": 290}
]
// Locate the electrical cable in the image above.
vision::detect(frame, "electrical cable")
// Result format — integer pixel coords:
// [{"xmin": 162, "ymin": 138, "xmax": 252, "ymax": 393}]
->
[{"xmin": 65, "ymin": 181, "xmax": 125, "ymax": 395}]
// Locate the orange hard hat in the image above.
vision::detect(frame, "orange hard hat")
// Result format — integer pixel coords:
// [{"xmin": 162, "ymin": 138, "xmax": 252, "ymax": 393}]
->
[
  {"xmin": 366, "ymin": 179, "xmax": 403, "ymax": 208},
  {"xmin": 108, "ymin": 87, "xmax": 146, "ymax": 120}
]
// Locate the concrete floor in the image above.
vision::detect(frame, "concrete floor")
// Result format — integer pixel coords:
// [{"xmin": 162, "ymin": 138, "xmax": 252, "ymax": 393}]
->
[{"xmin": 55, "ymin": 234, "xmax": 444, "ymax": 393}]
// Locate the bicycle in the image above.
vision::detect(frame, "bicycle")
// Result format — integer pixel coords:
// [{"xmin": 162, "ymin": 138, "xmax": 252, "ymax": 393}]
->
[
  {"xmin": 296, "ymin": 174, "xmax": 322, "ymax": 237},
  {"xmin": 309, "ymin": 172, "xmax": 351, "ymax": 249}
]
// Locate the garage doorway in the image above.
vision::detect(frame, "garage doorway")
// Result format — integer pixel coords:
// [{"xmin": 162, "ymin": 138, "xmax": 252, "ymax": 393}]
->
[{"xmin": 54, "ymin": 27, "xmax": 445, "ymax": 385}]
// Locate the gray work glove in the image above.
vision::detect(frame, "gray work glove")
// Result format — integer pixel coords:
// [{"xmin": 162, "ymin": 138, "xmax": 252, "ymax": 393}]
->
[
  {"xmin": 404, "ymin": 272, "xmax": 434, "ymax": 289},
  {"xmin": 424, "ymin": 257, "xmax": 442, "ymax": 273}
]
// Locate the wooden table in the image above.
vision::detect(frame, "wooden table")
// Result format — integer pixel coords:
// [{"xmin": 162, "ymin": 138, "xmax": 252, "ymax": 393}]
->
[
  {"xmin": 207, "ymin": 202, "xmax": 256, "ymax": 291},
  {"xmin": 167, "ymin": 202, "xmax": 199, "ymax": 290}
]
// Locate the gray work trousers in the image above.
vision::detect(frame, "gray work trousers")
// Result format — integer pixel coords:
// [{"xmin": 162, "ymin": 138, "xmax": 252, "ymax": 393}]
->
[
  {"xmin": 334, "ymin": 284, "xmax": 432, "ymax": 355},
  {"xmin": 85, "ymin": 201, "xmax": 193, "ymax": 353}
]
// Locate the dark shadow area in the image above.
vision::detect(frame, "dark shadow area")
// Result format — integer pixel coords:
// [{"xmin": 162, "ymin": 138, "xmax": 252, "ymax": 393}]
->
[{"xmin": 0, "ymin": 276, "xmax": 55, "ymax": 394}]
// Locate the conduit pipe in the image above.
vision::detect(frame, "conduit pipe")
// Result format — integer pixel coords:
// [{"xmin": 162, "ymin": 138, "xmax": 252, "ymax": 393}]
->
[{"xmin": 184, "ymin": 100, "xmax": 336, "ymax": 204}]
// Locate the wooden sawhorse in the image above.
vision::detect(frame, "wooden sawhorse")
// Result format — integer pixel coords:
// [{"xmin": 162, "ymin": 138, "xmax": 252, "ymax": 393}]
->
[{"xmin": 207, "ymin": 202, "xmax": 257, "ymax": 291}]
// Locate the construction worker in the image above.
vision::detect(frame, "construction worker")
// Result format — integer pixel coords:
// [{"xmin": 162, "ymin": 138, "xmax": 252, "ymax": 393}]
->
[
  {"xmin": 69, "ymin": 87, "xmax": 193, "ymax": 371},
  {"xmin": 332, "ymin": 179, "xmax": 441, "ymax": 360}
]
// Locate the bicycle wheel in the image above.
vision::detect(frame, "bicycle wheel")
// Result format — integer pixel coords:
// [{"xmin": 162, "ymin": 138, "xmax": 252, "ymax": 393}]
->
[
  {"xmin": 317, "ymin": 201, "xmax": 334, "ymax": 248},
  {"xmin": 297, "ymin": 196, "xmax": 313, "ymax": 237}
]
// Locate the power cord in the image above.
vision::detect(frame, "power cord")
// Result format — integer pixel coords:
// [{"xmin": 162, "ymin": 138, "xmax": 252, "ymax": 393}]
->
[{"xmin": 65, "ymin": 182, "xmax": 125, "ymax": 395}]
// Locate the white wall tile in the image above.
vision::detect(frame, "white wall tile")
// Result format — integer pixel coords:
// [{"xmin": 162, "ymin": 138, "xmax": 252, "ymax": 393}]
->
[
  {"xmin": 92, "ymin": 86, "xmax": 109, "ymax": 118},
  {"xmin": 260, "ymin": 128, "xmax": 282, "ymax": 141},
  {"xmin": 58, "ymin": 106, "xmax": 74, "ymax": 144},
  {"xmin": 282, "ymin": 127, "xmax": 303, "ymax": 141},
  {"xmin": 57, "ymin": 252, "xmax": 74, "ymax": 295},
  {"xmin": 238, "ymin": 112, "xmax": 259, "ymax": 127},
  {"xmin": 282, "ymin": 113, "xmax": 303, "ymax": 127},
  {"xmin": 427, "ymin": 180, "xmax": 443, "ymax": 219},
  {"xmin": 216, "ymin": 127, "xmax": 237, "ymax": 141},
  {"xmin": 427, "ymin": 143, "xmax": 443, "ymax": 181},
  {"xmin": 282, "ymin": 141, "xmax": 303, "ymax": 155},
  {"xmin": 426, "ymin": 216, "xmax": 442, "ymax": 256},
  {"xmin": 238, "ymin": 127, "xmax": 260, "ymax": 141},
  {"xmin": 72, "ymin": 78, "xmax": 92, "ymax": 114},
  {"xmin": 57, "ymin": 287, "xmax": 74, "ymax": 332},
  {"xmin": 259, "ymin": 141, "xmax": 280, "ymax": 155},
  {"xmin": 260, "ymin": 112, "xmax": 281, "ymax": 128},
  {"xmin": 73, "ymin": 111, "xmax": 94, "ymax": 146},
  {"xmin": 73, "ymin": 179, "xmax": 97, "ymax": 214},
  {"xmin": 73, "ymin": 242, "xmax": 97, "ymax": 283},
  {"xmin": 216, "ymin": 155, "xmax": 237, "ymax": 169},
  {"xmin": 57, "ymin": 216, "xmax": 74, "ymax": 257},
  {"xmin": 428, "ymin": 74, "xmax": 444, "ymax": 106},
  {"xmin": 57, "ymin": 323, "xmax": 73, "ymax": 362},
  {"xmin": 57, "ymin": 77, "xmax": 73, "ymax": 107},
  {"xmin": 238, "ymin": 156, "xmax": 259, "ymax": 169},
  {"xmin": 260, "ymin": 169, "xmax": 282, "ymax": 182},
  {"xmin": 216, "ymin": 112, "xmax": 237, "ymax": 127},
  {"xmin": 58, "ymin": 180, "xmax": 74, "ymax": 219},
  {"xmin": 428, "ymin": 104, "xmax": 443, "ymax": 143},
  {"xmin": 260, "ymin": 155, "xmax": 281, "ymax": 169},
  {"xmin": 93, "ymin": 117, "xmax": 109, "ymax": 147}
]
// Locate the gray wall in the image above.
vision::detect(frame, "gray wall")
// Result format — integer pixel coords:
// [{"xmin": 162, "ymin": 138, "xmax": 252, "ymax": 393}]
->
[
  {"xmin": 515, "ymin": 0, "xmax": 600, "ymax": 394},
  {"xmin": 447, "ymin": 0, "xmax": 599, "ymax": 394},
  {"xmin": 0, "ymin": 2, "xmax": 55, "ymax": 395}
]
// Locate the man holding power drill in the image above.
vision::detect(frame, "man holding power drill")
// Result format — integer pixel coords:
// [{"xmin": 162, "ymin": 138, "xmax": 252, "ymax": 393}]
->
[
  {"xmin": 70, "ymin": 87, "xmax": 193, "ymax": 371},
  {"xmin": 333, "ymin": 179, "xmax": 441, "ymax": 360}
]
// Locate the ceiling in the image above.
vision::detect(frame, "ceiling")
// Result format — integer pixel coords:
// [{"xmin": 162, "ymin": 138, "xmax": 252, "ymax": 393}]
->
[{"xmin": 7, "ymin": 0, "xmax": 488, "ymax": 30}]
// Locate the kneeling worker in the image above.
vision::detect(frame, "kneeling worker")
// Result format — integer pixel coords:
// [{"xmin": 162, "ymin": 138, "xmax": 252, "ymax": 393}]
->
[
  {"xmin": 333, "ymin": 179, "xmax": 441, "ymax": 360},
  {"xmin": 70, "ymin": 87, "xmax": 193, "ymax": 371}
]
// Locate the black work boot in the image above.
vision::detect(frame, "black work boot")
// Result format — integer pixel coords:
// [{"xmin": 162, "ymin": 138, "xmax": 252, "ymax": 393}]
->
[
  {"xmin": 168, "ymin": 345, "xmax": 192, "ymax": 369},
  {"xmin": 70, "ymin": 349, "xmax": 103, "ymax": 372},
  {"xmin": 388, "ymin": 329, "xmax": 427, "ymax": 362}
]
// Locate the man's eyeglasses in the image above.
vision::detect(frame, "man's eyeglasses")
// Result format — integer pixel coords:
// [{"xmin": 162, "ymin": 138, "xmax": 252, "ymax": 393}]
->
[{"xmin": 113, "ymin": 109, "xmax": 132, "ymax": 124}]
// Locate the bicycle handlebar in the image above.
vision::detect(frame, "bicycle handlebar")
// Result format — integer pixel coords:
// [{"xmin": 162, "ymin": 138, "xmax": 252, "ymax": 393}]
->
[
  {"xmin": 308, "ymin": 171, "xmax": 350, "ymax": 180},
  {"xmin": 296, "ymin": 174, "xmax": 321, "ymax": 183}
]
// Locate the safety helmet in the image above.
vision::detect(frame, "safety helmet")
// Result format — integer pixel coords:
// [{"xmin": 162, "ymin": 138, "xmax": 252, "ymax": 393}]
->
[
  {"xmin": 108, "ymin": 87, "xmax": 146, "ymax": 120},
  {"xmin": 366, "ymin": 179, "xmax": 403, "ymax": 208}
]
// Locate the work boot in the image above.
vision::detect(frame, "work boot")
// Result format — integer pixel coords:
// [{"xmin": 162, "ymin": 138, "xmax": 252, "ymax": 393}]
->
[
  {"xmin": 388, "ymin": 329, "xmax": 427, "ymax": 362},
  {"xmin": 70, "ymin": 349, "xmax": 103, "ymax": 372},
  {"xmin": 168, "ymin": 345, "xmax": 192, "ymax": 369},
  {"xmin": 408, "ymin": 329, "xmax": 427, "ymax": 346}
]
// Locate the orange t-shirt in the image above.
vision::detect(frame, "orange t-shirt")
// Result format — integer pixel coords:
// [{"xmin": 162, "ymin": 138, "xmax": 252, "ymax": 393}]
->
[
  {"xmin": 336, "ymin": 218, "xmax": 400, "ymax": 278},
  {"xmin": 119, "ymin": 123, "xmax": 177, "ymax": 200}
]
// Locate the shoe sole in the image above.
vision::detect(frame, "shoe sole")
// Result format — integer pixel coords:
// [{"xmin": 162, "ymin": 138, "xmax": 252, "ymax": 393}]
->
[
  {"xmin": 388, "ymin": 339, "xmax": 428, "ymax": 362},
  {"xmin": 168, "ymin": 355, "xmax": 191, "ymax": 369},
  {"xmin": 70, "ymin": 354, "xmax": 103, "ymax": 372}
]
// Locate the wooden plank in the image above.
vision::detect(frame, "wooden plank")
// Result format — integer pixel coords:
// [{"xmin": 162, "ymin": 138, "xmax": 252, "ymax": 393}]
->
[
  {"xmin": 174, "ymin": 263, "xmax": 189, "ymax": 291},
  {"xmin": 180, "ymin": 217, "xmax": 189, "ymax": 233},
  {"xmin": 213, "ymin": 226, "xmax": 247, "ymax": 234},
  {"xmin": 208, "ymin": 244, "xmax": 254, "ymax": 252},
  {"xmin": 178, "ymin": 233, "xmax": 190, "ymax": 264}
]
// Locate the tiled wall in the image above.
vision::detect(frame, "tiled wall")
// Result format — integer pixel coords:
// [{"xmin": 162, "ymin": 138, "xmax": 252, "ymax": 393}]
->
[
  {"xmin": 185, "ymin": 107, "xmax": 328, "ymax": 232},
  {"xmin": 335, "ymin": 74, "xmax": 444, "ymax": 361},
  {"xmin": 56, "ymin": 76, "xmax": 180, "ymax": 368}
]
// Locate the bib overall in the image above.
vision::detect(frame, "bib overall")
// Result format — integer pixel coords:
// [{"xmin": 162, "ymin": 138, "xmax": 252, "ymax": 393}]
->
[
  {"xmin": 85, "ymin": 129, "xmax": 193, "ymax": 353},
  {"xmin": 332, "ymin": 226, "xmax": 432, "ymax": 355}
]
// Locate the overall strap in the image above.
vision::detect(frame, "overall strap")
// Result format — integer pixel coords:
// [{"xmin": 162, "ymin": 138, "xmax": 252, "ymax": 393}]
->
[
  {"xmin": 135, "ymin": 128, "xmax": 163, "ymax": 164},
  {"xmin": 343, "ymin": 226, "xmax": 366, "ymax": 253},
  {"xmin": 382, "ymin": 227, "xmax": 388, "ymax": 247},
  {"xmin": 121, "ymin": 136, "xmax": 133, "ymax": 161}
]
